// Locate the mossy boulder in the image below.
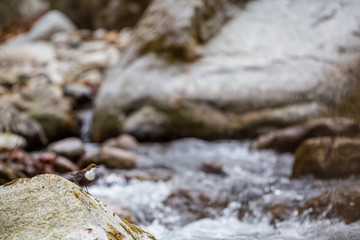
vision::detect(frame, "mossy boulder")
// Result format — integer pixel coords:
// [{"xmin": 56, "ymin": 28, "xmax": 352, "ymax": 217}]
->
[
  {"xmin": 292, "ymin": 137, "xmax": 360, "ymax": 178},
  {"xmin": 0, "ymin": 174, "xmax": 156, "ymax": 240},
  {"xmin": 8, "ymin": 80, "xmax": 78, "ymax": 141}
]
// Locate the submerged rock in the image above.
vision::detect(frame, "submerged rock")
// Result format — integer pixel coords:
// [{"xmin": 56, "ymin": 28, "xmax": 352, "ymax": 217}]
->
[
  {"xmin": 0, "ymin": 174, "xmax": 156, "ymax": 240},
  {"xmin": 292, "ymin": 137, "xmax": 360, "ymax": 178},
  {"xmin": 298, "ymin": 184, "xmax": 360, "ymax": 224},
  {"xmin": 164, "ymin": 188, "xmax": 229, "ymax": 225},
  {"xmin": 255, "ymin": 117, "xmax": 360, "ymax": 152},
  {"xmin": 94, "ymin": 0, "xmax": 360, "ymax": 141}
]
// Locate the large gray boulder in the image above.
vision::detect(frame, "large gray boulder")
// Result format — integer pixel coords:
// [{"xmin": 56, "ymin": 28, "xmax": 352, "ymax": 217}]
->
[
  {"xmin": 93, "ymin": 0, "xmax": 360, "ymax": 141},
  {"xmin": 0, "ymin": 174, "xmax": 156, "ymax": 240}
]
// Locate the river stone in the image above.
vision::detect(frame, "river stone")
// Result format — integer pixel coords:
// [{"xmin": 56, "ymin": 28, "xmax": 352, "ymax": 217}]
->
[
  {"xmin": 0, "ymin": 100, "xmax": 47, "ymax": 147},
  {"xmin": 298, "ymin": 184, "xmax": 360, "ymax": 224},
  {"xmin": 292, "ymin": 137, "xmax": 360, "ymax": 178},
  {"xmin": 64, "ymin": 83, "xmax": 93, "ymax": 104},
  {"xmin": 48, "ymin": 137, "xmax": 85, "ymax": 160},
  {"xmin": 0, "ymin": 174, "xmax": 156, "ymax": 240},
  {"xmin": 93, "ymin": 0, "xmax": 360, "ymax": 141},
  {"xmin": 255, "ymin": 117, "xmax": 360, "ymax": 152},
  {"xmin": 26, "ymin": 10, "xmax": 76, "ymax": 41},
  {"xmin": 103, "ymin": 134, "xmax": 139, "ymax": 151},
  {"xmin": 0, "ymin": 41, "xmax": 56, "ymax": 64},
  {"xmin": 8, "ymin": 80, "xmax": 78, "ymax": 141},
  {"xmin": 54, "ymin": 156, "xmax": 79, "ymax": 173},
  {"xmin": 0, "ymin": 133, "xmax": 27, "ymax": 151},
  {"xmin": 97, "ymin": 146, "xmax": 137, "ymax": 169}
]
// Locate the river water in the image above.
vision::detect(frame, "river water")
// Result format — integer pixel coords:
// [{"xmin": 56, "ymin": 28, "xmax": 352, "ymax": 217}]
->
[{"xmin": 89, "ymin": 139, "xmax": 360, "ymax": 240}]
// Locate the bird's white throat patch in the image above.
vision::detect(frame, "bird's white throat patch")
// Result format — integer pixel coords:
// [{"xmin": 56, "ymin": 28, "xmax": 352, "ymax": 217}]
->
[{"xmin": 85, "ymin": 168, "xmax": 96, "ymax": 181}]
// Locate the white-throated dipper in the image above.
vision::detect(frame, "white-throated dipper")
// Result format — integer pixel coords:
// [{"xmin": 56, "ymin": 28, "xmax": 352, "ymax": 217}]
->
[{"xmin": 71, "ymin": 163, "xmax": 97, "ymax": 193}]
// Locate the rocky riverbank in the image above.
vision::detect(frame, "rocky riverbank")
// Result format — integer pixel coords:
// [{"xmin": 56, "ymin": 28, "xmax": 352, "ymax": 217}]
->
[{"xmin": 1, "ymin": 0, "xmax": 360, "ymax": 239}]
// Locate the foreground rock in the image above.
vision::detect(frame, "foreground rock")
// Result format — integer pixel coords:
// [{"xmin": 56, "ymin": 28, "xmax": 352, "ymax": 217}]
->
[
  {"xmin": 0, "ymin": 174, "xmax": 156, "ymax": 240},
  {"xmin": 255, "ymin": 118, "xmax": 360, "ymax": 152},
  {"xmin": 298, "ymin": 185, "xmax": 360, "ymax": 224},
  {"xmin": 93, "ymin": 0, "xmax": 360, "ymax": 141},
  {"xmin": 292, "ymin": 137, "xmax": 360, "ymax": 178}
]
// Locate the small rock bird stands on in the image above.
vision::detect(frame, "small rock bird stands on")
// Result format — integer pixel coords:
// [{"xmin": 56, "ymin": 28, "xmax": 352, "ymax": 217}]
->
[{"xmin": 71, "ymin": 163, "xmax": 97, "ymax": 193}]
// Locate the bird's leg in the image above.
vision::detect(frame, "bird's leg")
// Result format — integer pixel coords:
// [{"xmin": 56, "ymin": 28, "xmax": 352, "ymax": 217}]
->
[{"xmin": 85, "ymin": 186, "xmax": 89, "ymax": 194}]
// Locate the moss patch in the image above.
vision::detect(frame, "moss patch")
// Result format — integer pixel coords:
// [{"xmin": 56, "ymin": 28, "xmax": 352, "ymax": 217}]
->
[
  {"xmin": 28, "ymin": 111, "xmax": 78, "ymax": 141},
  {"xmin": 91, "ymin": 110, "xmax": 124, "ymax": 142},
  {"xmin": 104, "ymin": 223, "xmax": 125, "ymax": 240}
]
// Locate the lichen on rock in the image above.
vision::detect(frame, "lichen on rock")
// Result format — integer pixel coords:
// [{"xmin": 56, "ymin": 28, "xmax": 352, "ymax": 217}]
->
[{"xmin": 0, "ymin": 174, "xmax": 156, "ymax": 240}]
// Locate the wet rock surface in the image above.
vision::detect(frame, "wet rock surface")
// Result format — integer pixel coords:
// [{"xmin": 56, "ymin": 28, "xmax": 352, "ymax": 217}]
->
[
  {"xmin": 292, "ymin": 137, "xmax": 360, "ymax": 178},
  {"xmin": 256, "ymin": 117, "xmax": 360, "ymax": 152},
  {"xmin": 298, "ymin": 184, "xmax": 360, "ymax": 224},
  {"xmin": 164, "ymin": 188, "xmax": 230, "ymax": 225}
]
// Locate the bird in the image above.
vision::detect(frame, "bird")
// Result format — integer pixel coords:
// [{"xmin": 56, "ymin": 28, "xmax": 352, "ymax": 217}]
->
[{"xmin": 71, "ymin": 163, "xmax": 98, "ymax": 194}]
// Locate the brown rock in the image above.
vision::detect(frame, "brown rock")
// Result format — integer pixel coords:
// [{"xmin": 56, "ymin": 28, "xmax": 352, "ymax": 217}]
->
[
  {"xmin": 200, "ymin": 160, "xmax": 226, "ymax": 175},
  {"xmin": 48, "ymin": 137, "xmax": 85, "ymax": 160},
  {"xmin": 256, "ymin": 117, "xmax": 360, "ymax": 152},
  {"xmin": 298, "ymin": 185, "xmax": 360, "ymax": 224},
  {"xmin": 117, "ymin": 134, "xmax": 139, "ymax": 151},
  {"xmin": 292, "ymin": 137, "xmax": 360, "ymax": 178},
  {"xmin": 102, "ymin": 134, "xmax": 138, "ymax": 151},
  {"xmin": 97, "ymin": 146, "xmax": 136, "ymax": 169},
  {"xmin": 54, "ymin": 156, "xmax": 78, "ymax": 173},
  {"xmin": 0, "ymin": 162, "xmax": 18, "ymax": 185},
  {"xmin": 164, "ymin": 188, "xmax": 229, "ymax": 225},
  {"xmin": 122, "ymin": 168, "xmax": 172, "ymax": 182}
]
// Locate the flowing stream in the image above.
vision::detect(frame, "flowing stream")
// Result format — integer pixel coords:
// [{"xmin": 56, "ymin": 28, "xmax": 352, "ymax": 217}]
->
[{"xmin": 88, "ymin": 139, "xmax": 360, "ymax": 240}]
